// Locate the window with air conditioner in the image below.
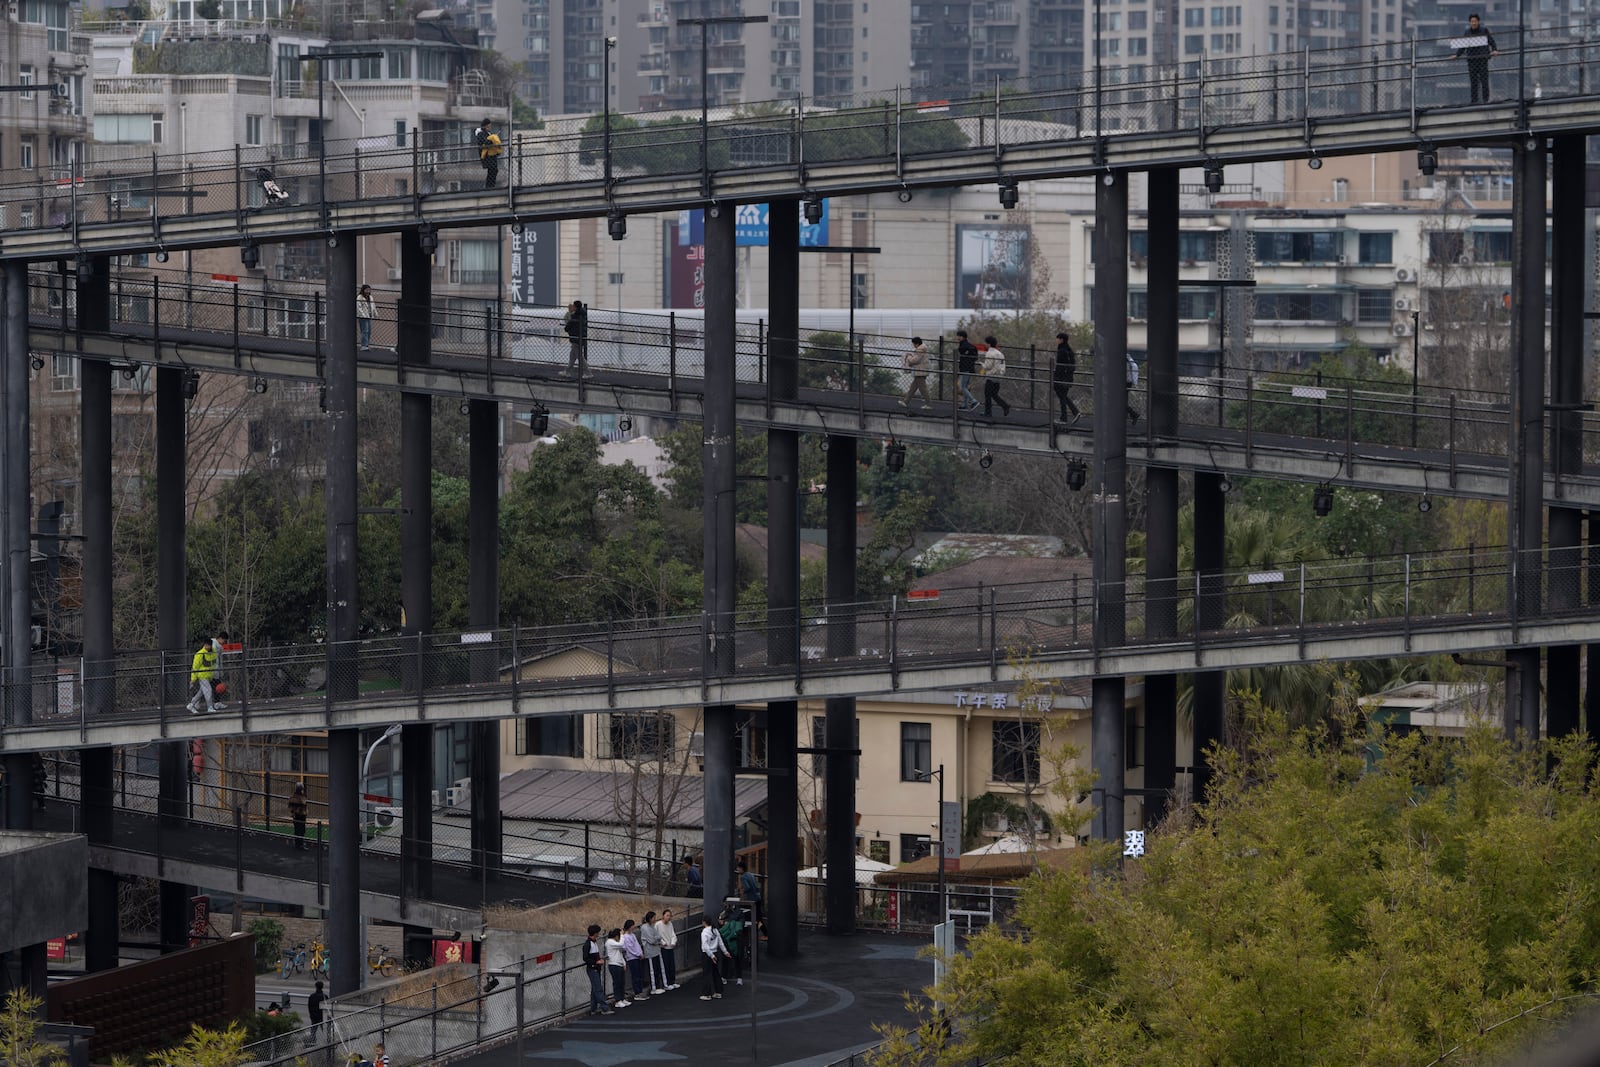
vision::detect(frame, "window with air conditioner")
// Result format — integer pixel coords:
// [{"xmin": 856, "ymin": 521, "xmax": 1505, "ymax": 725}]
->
[{"xmin": 991, "ymin": 720, "xmax": 1040, "ymax": 782}]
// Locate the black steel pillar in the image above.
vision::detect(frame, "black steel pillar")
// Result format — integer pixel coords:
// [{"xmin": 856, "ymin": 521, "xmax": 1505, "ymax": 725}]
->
[
  {"xmin": 81, "ymin": 746, "xmax": 118, "ymax": 972},
  {"xmin": 1546, "ymin": 135, "xmax": 1583, "ymax": 738},
  {"xmin": 1191, "ymin": 472, "xmax": 1226, "ymax": 803},
  {"xmin": 325, "ymin": 237, "xmax": 361, "ymax": 995},
  {"xmin": 701, "ymin": 204, "xmax": 738, "ymax": 907},
  {"xmin": 399, "ymin": 248, "xmax": 434, "ymax": 911},
  {"xmin": 765, "ymin": 199, "xmax": 801, "ymax": 957},
  {"xmin": 1507, "ymin": 140, "xmax": 1547, "ymax": 742},
  {"xmin": 824, "ymin": 436, "xmax": 858, "ymax": 934},
  {"xmin": 79, "ymin": 260, "xmax": 119, "ymax": 972},
  {"xmin": 1142, "ymin": 169, "xmax": 1179, "ymax": 825},
  {"xmin": 1588, "ymin": 512, "xmax": 1600, "ymax": 742},
  {"xmin": 467, "ymin": 398, "xmax": 501, "ymax": 874},
  {"xmin": 155, "ymin": 366, "xmax": 191, "ymax": 950},
  {"xmin": 1089, "ymin": 172, "xmax": 1128, "ymax": 844}
]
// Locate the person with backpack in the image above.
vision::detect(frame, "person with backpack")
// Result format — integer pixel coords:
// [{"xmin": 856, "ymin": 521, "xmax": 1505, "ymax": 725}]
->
[
  {"xmin": 476, "ymin": 118, "xmax": 503, "ymax": 188},
  {"xmin": 718, "ymin": 908, "xmax": 744, "ymax": 986},
  {"xmin": 562, "ymin": 300, "xmax": 589, "ymax": 378},
  {"xmin": 981, "ymin": 336, "xmax": 1011, "ymax": 418},
  {"xmin": 186, "ymin": 633, "xmax": 227, "ymax": 714}
]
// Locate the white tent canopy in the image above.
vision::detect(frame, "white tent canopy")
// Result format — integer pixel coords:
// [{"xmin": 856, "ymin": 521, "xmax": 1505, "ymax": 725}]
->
[
  {"xmin": 964, "ymin": 833, "xmax": 1057, "ymax": 856},
  {"xmin": 797, "ymin": 855, "xmax": 896, "ymax": 885}
]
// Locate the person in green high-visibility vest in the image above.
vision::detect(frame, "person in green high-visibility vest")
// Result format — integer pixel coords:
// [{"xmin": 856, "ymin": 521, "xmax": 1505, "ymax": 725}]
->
[{"xmin": 186, "ymin": 633, "xmax": 228, "ymax": 714}]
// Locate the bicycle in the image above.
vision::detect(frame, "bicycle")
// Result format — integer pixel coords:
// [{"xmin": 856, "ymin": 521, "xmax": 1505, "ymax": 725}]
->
[
  {"xmin": 280, "ymin": 942, "xmax": 308, "ymax": 979},
  {"xmin": 309, "ymin": 939, "xmax": 330, "ymax": 979},
  {"xmin": 367, "ymin": 943, "xmax": 399, "ymax": 978}
]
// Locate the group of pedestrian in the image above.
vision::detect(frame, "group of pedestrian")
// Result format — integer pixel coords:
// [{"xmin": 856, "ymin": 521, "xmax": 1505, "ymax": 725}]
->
[
  {"xmin": 906, "ymin": 330, "xmax": 1141, "ymax": 425},
  {"xmin": 585, "ymin": 909, "xmax": 682, "ymax": 1015}
]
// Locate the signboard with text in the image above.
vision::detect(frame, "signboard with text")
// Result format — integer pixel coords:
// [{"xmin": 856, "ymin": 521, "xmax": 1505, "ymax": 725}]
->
[{"xmin": 511, "ymin": 221, "xmax": 559, "ymax": 309}]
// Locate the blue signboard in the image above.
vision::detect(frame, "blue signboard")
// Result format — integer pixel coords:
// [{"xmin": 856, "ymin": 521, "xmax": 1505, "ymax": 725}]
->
[{"xmin": 678, "ymin": 202, "xmax": 828, "ymax": 248}]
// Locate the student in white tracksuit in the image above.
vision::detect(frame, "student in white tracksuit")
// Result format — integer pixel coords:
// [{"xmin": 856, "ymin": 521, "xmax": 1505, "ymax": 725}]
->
[
  {"xmin": 640, "ymin": 910, "xmax": 666, "ymax": 993},
  {"xmin": 656, "ymin": 909, "xmax": 680, "ymax": 989},
  {"xmin": 699, "ymin": 915, "xmax": 729, "ymax": 1000}
]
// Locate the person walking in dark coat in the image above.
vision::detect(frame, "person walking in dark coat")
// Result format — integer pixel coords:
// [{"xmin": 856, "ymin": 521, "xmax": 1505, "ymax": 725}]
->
[
  {"xmin": 289, "ymin": 784, "xmax": 309, "ymax": 849},
  {"xmin": 306, "ymin": 980, "xmax": 325, "ymax": 1043},
  {"xmin": 955, "ymin": 330, "xmax": 980, "ymax": 411},
  {"xmin": 1455, "ymin": 14, "xmax": 1498, "ymax": 103},
  {"xmin": 1053, "ymin": 332, "xmax": 1081, "ymax": 423}
]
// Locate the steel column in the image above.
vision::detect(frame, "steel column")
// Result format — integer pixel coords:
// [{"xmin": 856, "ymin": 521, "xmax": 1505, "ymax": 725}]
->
[
  {"xmin": 701, "ymin": 205, "xmax": 739, "ymax": 907},
  {"xmin": 1090, "ymin": 172, "xmax": 1129, "ymax": 844},
  {"xmin": 824, "ymin": 436, "xmax": 858, "ymax": 934},
  {"xmin": 468, "ymin": 400, "xmax": 501, "ymax": 874},
  {"xmin": 1, "ymin": 263, "xmax": 32, "ymax": 900},
  {"xmin": 325, "ymin": 238, "xmax": 360, "ymax": 703},
  {"xmin": 399, "ymin": 347, "xmax": 433, "ymax": 903},
  {"xmin": 765, "ymin": 199, "xmax": 800, "ymax": 958},
  {"xmin": 1507, "ymin": 141, "xmax": 1547, "ymax": 741},
  {"xmin": 328, "ymin": 727, "xmax": 360, "ymax": 996},
  {"xmin": 1547, "ymin": 135, "xmax": 1583, "ymax": 738},
  {"xmin": 155, "ymin": 365, "xmax": 191, "ymax": 952},
  {"xmin": 1192, "ymin": 472, "xmax": 1226, "ymax": 803},
  {"xmin": 1142, "ymin": 169, "xmax": 1180, "ymax": 823},
  {"xmin": 400, "ymin": 723, "xmax": 433, "ymax": 912},
  {"xmin": 81, "ymin": 746, "xmax": 119, "ymax": 972}
]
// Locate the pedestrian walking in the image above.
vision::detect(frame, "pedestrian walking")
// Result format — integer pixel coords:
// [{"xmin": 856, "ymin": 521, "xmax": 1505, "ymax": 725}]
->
[
  {"xmin": 1126, "ymin": 353, "xmax": 1142, "ymax": 424},
  {"xmin": 981, "ymin": 336, "xmax": 1011, "ymax": 417},
  {"xmin": 901, "ymin": 336, "xmax": 931, "ymax": 408},
  {"xmin": 699, "ymin": 915, "xmax": 730, "ymax": 1000},
  {"xmin": 583, "ymin": 925, "xmax": 613, "ymax": 1015},
  {"xmin": 682, "ymin": 855, "xmax": 704, "ymax": 898},
  {"xmin": 718, "ymin": 909, "xmax": 744, "ymax": 986},
  {"xmin": 562, "ymin": 300, "xmax": 589, "ymax": 377},
  {"xmin": 1053, "ymin": 332, "xmax": 1081, "ymax": 423},
  {"xmin": 604, "ymin": 927, "xmax": 630, "ymax": 1007},
  {"xmin": 289, "ymin": 784, "xmax": 309, "ymax": 850},
  {"xmin": 1455, "ymin": 14, "xmax": 1498, "ymax": 104},
  {"xmin": 186, "ymin": 633, "xmax": 227, "ymax": 714},
  {"xmin": 622, "ymin": 919, "xmax": 649, "ymax": 999},
  {"xmin": 639, "ymin": 910, "xmax": 667, "ymax": 993},
  {"xmin": 306, "ymin": 980, "xmax": 325, "ymax": 1043},
  {"xmin": 955, "ymin": 330, "xmax": 980, "ymax": 410},
  {"xmin": 355, "ymin": 285, "xmax": 374, "ymax": 350},
  {"xmin": 738, "ymin": 859, "xmax": 763, "ymax": 934},
  {"xmin": 656, "ymin": 908, "xmax": 680, "ymax": 990},
  {"xmin": 475, "ymin": 118, "xmax": 503, "ymax": 187}
]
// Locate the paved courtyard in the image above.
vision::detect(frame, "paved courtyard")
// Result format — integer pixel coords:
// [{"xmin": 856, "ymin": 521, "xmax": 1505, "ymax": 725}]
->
[{"xmin": 451, "ymin": 931, "xmax": 932, "ymax": 1067}]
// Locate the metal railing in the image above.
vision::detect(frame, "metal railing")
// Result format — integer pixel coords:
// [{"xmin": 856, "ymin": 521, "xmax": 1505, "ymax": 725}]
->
[
  {"xmin": 0, "ymin": 544, "xmax": 1585, "ymax": 736},
  {"xmin": 0, "ymin": 26, "xmax": 1594, "ymax": 244}
]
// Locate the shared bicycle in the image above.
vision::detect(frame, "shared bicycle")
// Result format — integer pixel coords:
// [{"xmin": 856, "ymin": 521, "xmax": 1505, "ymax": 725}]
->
[{"xmin": 279, "ymin": 942, "xmax": 308, "ymax": 979}]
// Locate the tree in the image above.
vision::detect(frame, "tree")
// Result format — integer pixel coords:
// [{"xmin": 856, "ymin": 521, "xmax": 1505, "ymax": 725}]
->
[
  {"xmin": 146, "ymin": 1023, "xmax": 250, "ymax": 1067},
  {"xmin": 604, "ymin": 709, "xmax": 704, "ymax": 893},
  {"xmin": 874, "ymin": 701, "xmax": 1600, "ymax": 1067},
  {"xmin": 0, "ymin": 991, "xmax": 65, "ymax": 1067}
]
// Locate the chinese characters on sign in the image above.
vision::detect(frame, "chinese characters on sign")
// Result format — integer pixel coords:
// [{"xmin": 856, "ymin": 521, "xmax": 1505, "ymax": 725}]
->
[
  {"xmin": 951, "ymin": 692, "xmax": 1053, "ymax": 712},
  {"xmin": 1123, "ymin": 830, "xmax": 1146, "ymax": 858}
]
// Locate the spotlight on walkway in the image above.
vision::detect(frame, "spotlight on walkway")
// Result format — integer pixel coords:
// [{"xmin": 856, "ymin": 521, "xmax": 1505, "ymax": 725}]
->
[
  {"xmin": 1418, "ymin": 495, "xmax": 1433, "ymax": 513},
  {"xmin": 1306, "ymin": 152, "xmax": 1323, "ymax": 171},
  {"xmin": 1203, "ymin": 160, "xmax": 1224, "ymax": 193},
  {"xmin": 885, "ymin": 441, "xmax": 906, "ymax": 473},
  {"xmin": 529, "ymin": 405, "xmax": 550, "ymax": 436},
  {"xmin": 978, "ymin": 450, "xmax": 994, "ymax": 470},
  {"xmin": 803, "ymin": 196, "xmax": 824, "ymax": 225},
  {"xmin": 1218, "ymin": 475, "xmax": 1233, "ymax": 494},
  {"xmin": 252, "ymin": 377, "xmax": 269, "ymax": 395},
  {"xmin": 896, "ymin": 187, "xmax": 913, "ymax": 203},
  {"xmin": 819, "ymin": 438, "xmax": 830, "ymax": 452},
  {"xmin": 997, "ymin": 178, "xmax": 1019, "ymax": 210},
  {"xmin": 240, "ymin": 241, "xmax": 259, "ymax": 270},
  {"xmin": 618, "ymin": 415, "xmax": 633, "ymax": 433},
  {"xmin": 607, "ymin": 210, "xmax": 628, "ymax": 241},
  {"xmin": 1066, "ymin": 458, "xmax": 1087, "ymax": 492},
  {"xmin": 1417, "ymin": 143, "xmax": 1438, "ymax": 176},
  {"xmin": 155, "ymin": 248, "xmax": 170, "ymax": 264},
  {"xmin": 417, "ymin": 224, "xmax": 438, "ymax": 255},
  {"xmin": 510, "ymin": 220, "xmax": 524, "ymax": 235},
  {"xmin": 1313, "ymin": 484, "xmax": 1335, "ymax": 518},
  {"xmin": 182, "ymin": 369, "xmax": 201, "ymax": 400},
  {"xmin": 459, "ymin": 399, "xmax": 472, "ymax": 415},
  {"xmin": 30, "ymin": 355, "xmax": 44, "ymax": 372}
]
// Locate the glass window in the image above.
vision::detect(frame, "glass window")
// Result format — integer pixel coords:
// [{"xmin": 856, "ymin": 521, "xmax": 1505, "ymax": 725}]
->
[
  {"xmin": 388, "ymin": 49, "xmax": 412, "ymax": 79},
  {"xmin": 245, "ymin": 115, "xmax": 263, "ymax": 147},
  {"xmin": 992, "ymin": 721, "xmax": 1040, "ymax": 782},
  {"xmin": 900, "ymin": 833, "xmax": 931, "ymax": 862},
  {"xmin": 1254, "ymin": 230, "xmax": 1341, "ymax": 263},
  {"xmin": 1356, "ymin": 289, "xmax": 1392, "ymax": 322},
  {"xmin": 516, "ymin": 716, "xmax": 583, "ymax": 757},
  {"xmin": 900, "ymin": 722, "xmax": 931, "ymax": 782},
  {"xmin": 1254, "ymin": 291, "xmax": 1345, "ymax": 321},
  {"xmin": 1472, "ymin": 231, "xmax": 1513, "ymax": 262},
  {"xmin": 1357, "ymin": 232, "xmax": 1393, "ymax": 264},
  {"xmin": 601, "ymin": 712, "xmax": 674, "ymax": 760},
  {"xmin": 811, "ymin": 715, "xmax": 859, "ymax": 777},
  {"xmin": 93, "ymin": 115, "xmax": 156, "ymax": 144},
  {"xmin": 1427, "ymin": 231, "xmax": 1465, "ymax": 264}
]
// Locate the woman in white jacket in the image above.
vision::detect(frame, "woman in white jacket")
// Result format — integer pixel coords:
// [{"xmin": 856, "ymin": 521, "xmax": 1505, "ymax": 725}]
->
[
  {"xmin": 640, "ymin": 910, "xmax": 667, "ymax": 994},
  {"xmin": 604, "ymin": 928, "xmax": 630, "ymax": 1008},
  {"xmin": 655, "ymin": 908, "xmax": 680, "ymax": 990}
]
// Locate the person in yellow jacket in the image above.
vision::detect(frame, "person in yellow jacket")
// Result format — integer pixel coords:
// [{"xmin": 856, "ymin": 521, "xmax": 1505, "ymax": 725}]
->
[
  {"xmin": 476, "ymin": 117, "xmax": 503, "ymax": 188},
  {"xmin": 187, "ymin": 633, "xmax": 228, "ymax": 714}
]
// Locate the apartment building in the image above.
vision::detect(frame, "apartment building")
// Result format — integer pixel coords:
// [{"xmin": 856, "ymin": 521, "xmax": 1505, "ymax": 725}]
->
[{"xmin": 0, "ymin": 0, "xmax": 93, "ymax": 187}]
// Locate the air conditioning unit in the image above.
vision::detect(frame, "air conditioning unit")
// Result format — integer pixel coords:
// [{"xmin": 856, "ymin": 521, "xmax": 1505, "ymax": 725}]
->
[
  {"xmin": 1394, "ymin": 297, "xmax": 1410, "ymax": 311},
  {"xmin": 386, "ymin": 267, "xmax": 403, "ymax": 281},
  {"xmin": 444, "ymin": 180, "xmax": 463, "ymax": 193},
  {"xmin": 1457, "ymin": 253, "xmax": 1472, "ymax": 265},
  {"xmin": 1337, "ymin": 254, "xmax": 1347, "ymax": 265},
  {"xmin": 430, "ymin": 789, "xmax": 442, "ymax": 808},
  {"xmin": 373, "ymin": 804, "xmax": 404, "ymax": 827},
  {"xmin": 1393, "ymin": 321, "xmax": 1412, "ymax": 337},
  {"xmin": 445, "ymin": 785, "xmax": 468, "ymax": 807},
  {"xmin": 1395, "ymin": 268, "xmax": 1413, "ymax": 282}
]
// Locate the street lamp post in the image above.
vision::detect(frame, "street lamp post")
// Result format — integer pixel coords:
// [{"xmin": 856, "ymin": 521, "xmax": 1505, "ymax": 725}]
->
[
  {"xmin": 676, "ymin": 14, "xmax": 768, "ymax": 197},
  {"xmin": 799, "ymin": 244, "xmax": 880, "ymax": 388},
  {"xmin": 296, "ymin": 50, "xmax": 383, "ymax": 229},
  {"xmin": 603, "ymin": 36, "xmax": 617, "ymax": 189},
  {"xmin": 916, "ymin": 764, "xmax": 948, "ymax": 927}
]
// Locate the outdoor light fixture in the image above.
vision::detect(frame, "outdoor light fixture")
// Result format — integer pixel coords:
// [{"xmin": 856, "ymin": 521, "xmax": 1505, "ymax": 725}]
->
[
  {"xmin": 76, "ymin": 254, "xmax": 93, "ymax": 281},
  {"xmin": 1306, "ymin": 153, "xmax": 1323, "ymax": 171},
  {"xmin": 1525, "ymin": 136, "xmax": 1543, "ymax": 152},
  {"xmin": 819, "ymin": 438, "xmax": 830, "ymax": 452},
  {"xmin": 1417, "ymin": 143, "xmax": 1438, "ymax": 176},
  {"xmin": 120, "ymin": 365, "xmax": 139, "ymax": 381},
  {"xmin": 978, "ymin": 449, "xmax": 994, "ymax": 470},
  {"xmin": 155, "ymin": 248, "xmax": 170, "ymax": 264},
  {"xmin": 1218, "ymin": 475, "xmax": 1233, "ymax": 494},
  {"xmin": 997, "ymin": 178, "xmax": 1019, "ymax": 209},
  {"xmin": 1313, "ymin": 484, "xmax": 1335, "ymax": 517},
  {"xmin": 1418, "ymin": 495, "xmax": 1433, "ymax": 513},
  {"xmin": 417, "ymin": 224, "xmax": 438, "ymax": 255},
  {"xmin": 252, "ymin": 377, "xmax": 269, "ymax": 394},
  {"xmin": 510, "ymin": 220, "xmax": 524, "ymax": 235},
  {"xmin": 1101, "ymin": 171, "xmax": 1116, "ymax": 187},
  {"xmin": 618, "ymin": 415, "xmax": 633, "ymax": 433},
  {"xmin": 529, "ymin": 405, "xmax": 550, "ymax": 436},
  {"xmin": 607, "ymin": 210, "xmax": 628, "ymax": 241},
  {"xmin": 885, "ymin": 440, "xmax": 907, "ymax": 473},
  {"xmin": 460, "ymin": 399, "xmax": 472, "ymax": 416},
  {"xmin": 1203, "ymin": 160, "xmax": 1224, "ymax": 193},
  {"xmin": 30, "ymin": 355, "xmax": 44, "ymax": 371},
  {"xmin": 182, "ymin": 369, "xmax": 201, "ymax": 400},
  {"xmin": 707, "ymin": 202, "xmax": 722, "ymax": 219},
  {"xmin": 803, "ymin": 196, "xmax": 824, "ymax": 225},
  {"xmin": 896, "ymin": 187, "xmax": 913, "ymax": 203},
  {"xmin": 1066, "ymin": 458, "xmax": 1088, "ymax": 492},
  {"xmin": 239, "ymin": 241, "xmax": 259, "ymax": 270}
]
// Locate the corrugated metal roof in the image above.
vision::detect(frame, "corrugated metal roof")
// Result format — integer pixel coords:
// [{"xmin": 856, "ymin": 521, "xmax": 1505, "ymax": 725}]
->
[{"xmin": 497, "ymin": 766, "xmax": 767, "ymax": 826}]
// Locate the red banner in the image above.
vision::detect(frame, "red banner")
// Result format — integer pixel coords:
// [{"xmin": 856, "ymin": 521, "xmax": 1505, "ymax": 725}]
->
[
  {"xmin": 46, "ymin": 938, "xmax": 67, "ymax": 960},
  {"xmin": 432, "ymin": 939, "xmax": 474, "ymax": 966}
]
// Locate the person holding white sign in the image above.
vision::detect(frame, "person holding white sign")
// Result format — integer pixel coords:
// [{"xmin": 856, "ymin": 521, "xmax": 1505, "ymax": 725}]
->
[{"xmin": 1454, "ymin": 14, "xmax": 1498, "ymax": 104}]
